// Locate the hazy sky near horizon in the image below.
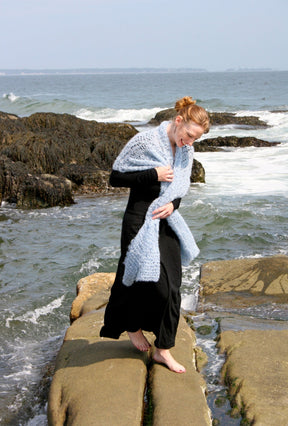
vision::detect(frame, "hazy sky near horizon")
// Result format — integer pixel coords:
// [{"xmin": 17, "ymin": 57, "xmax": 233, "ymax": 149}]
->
[{"xmin": 1, "ymin": 0, "xmax": 287, "ymax": 71}]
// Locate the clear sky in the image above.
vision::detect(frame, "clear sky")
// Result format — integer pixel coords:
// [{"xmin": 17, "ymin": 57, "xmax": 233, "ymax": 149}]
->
[{"xmin": 1, "ymin": 0, "xmax": 287, "ymax": 71}]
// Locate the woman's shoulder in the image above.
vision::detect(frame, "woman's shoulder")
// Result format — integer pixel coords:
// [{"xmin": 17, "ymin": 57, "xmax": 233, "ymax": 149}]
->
[{"xmin": 133, "ymin": 125, "xmax": 159, "ymax": 141}]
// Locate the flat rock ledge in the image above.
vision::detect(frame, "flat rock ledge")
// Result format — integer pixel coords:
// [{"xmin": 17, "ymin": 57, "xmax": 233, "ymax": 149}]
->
[
  {"xmin": 199, "ymin": 255, "xmax": 288, "ymax": 425},
  {"xmin": 48, "ymin": 273, "xmax": 212, "ymax": 426},
  {"xmin": 217, "ymin": 329, "xmax": 288, "ymax": 425},
  {"xmin": 199, "ymin": 254, "xmax": 288, "ymax": 307}
]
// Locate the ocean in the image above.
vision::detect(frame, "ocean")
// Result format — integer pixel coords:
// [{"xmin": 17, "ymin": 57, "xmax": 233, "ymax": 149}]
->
[{"xmin": 0, "ymin": 70, "xmax": 288, "ymax": 424}]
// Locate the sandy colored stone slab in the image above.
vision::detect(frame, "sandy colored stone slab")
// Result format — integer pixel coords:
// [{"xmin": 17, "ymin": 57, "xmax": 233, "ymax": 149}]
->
[
  {"xmin": 48, "ymin": 310, "xmax": 150, "ymax": 426},
  {"xmin": 200, "ymin": 255, "xmax": 288, "ymax": 298},
  {"xmin": 217, "ymin": 329, "xmax": 288, "ymax": 425},
  {"xmin": 70, "ymin": 272, "xmax": 115, "ymax": 322},
  {"xmin": 49, "ymin": 272, "xmax": 212, "ymax": 425},
  {"xmin": 151, "ymin": 316, "xmax": 212, "ymax": 426}
]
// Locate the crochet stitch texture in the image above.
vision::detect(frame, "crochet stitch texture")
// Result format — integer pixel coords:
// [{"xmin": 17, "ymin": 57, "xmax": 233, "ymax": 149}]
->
[{"xmin": 113, "ymin": 121, "xmax": 200, "ymax": 286}]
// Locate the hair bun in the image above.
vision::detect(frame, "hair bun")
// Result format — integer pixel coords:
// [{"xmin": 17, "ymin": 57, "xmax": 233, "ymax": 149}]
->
[{"xmin": 175, "ymin": 96, "xmax": 196, "ymax": 112}]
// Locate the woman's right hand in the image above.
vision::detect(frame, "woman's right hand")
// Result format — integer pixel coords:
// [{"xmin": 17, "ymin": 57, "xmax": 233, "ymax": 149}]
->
[{"xmin": 155, "ymin": 165, "xmax": 174, "ymax": 182}]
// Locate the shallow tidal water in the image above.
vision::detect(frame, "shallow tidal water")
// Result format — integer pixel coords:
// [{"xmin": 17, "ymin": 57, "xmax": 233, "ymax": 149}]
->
[
  {"xmin": 0, "ymin": 69, "xmax": 287, "ymax": 424},
  {"xmin": 1, "ymin": 171, "xmax": 287, "ymax": 423}
]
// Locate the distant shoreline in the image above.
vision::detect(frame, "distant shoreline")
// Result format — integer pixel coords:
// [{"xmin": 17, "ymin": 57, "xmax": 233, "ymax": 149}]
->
[{"xmin": 0, "ymin": 67, "xmax": 286, "ymax": 77}]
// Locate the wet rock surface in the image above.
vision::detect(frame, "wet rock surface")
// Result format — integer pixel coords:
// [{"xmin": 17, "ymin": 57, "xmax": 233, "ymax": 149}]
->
[
  {"xmin": 48, "ymin": 255, "xmax": 288, "ymax": 425},
  {"xmin": 0, "ymin": 155, "xmax": 74, "ymax": 208},
  {"xmin": 150, "ymin": 316, "xmax": 211, "ymax": 426},
  {"xmin": 198, "ymin": 255, "xmax": 288, "ymax": 425},
  {"xmin": 0, "ymin": 110, "xmax": 278, "ymax": 208},
  {"xmin": 200, "ymin": 255, "xmax": 288, "ymax": 299},
  {"xmin": 191, "ymin": 158, "xmax": 205, "ymax": 183},
  {"xmin": 194, "ymin": 136, "xmax": 279, "ymax": 151},
  {"xmin": 0, "ymin": 111, "xmax": 205, "ymax": 207},
  {"xmin": 48, "ymin": 273, "xmax": 212, "ymax": 426},
  {"xmin": 149, "ymin": 108, "xmax": 268, "ymax": 128},
  {"xmin": 0, "ymin": 112, "xmax": 137, "ymax": 207},
  {"xmin": 48, "ymin": 311, "xmax": 149, "ymax": 426},
  {"xmin": 70, "ymin": 272, "xmax": 115, "ymax": 323},
  {"xmin": 217, "ymin": 329, "xmax": 288, "ymax": 425}
]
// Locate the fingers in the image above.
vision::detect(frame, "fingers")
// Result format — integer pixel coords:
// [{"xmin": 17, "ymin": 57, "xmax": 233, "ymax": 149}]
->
[
  {"xmin": 165, "ymin": 166, "xmax": 174, "ymax": 182},
  {"xmin": 155, "ymin": 165, "xmax": 174, "ymax": 182},
  {"xmin": 152, "ymin": 203, "xmax": 174, "ymax": 220}
]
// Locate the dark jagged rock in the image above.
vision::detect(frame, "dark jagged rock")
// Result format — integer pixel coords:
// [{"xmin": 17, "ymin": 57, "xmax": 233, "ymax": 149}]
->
[
  {"xmin": 194, "ymin": 136, "xmax": 280, "ymax": 151},
  {"xmin": 191, "ymin": 158, "xmax": 205, "ymax": 183},
  {"xmin": 149, "ymin": 108, "xmax": 176, "ymax": 124},
  {"xmin": 149, "ymin": 108, "xmax": 268, "ymax": 128},
  {"xmin": 0, "ymin": 155, "xmax": 73, "ymax": 208},
  {"xmin": 271, "ymin": 109, "xmax": 288, "ymax": 113},
  {"xmin": 0, "ymin": 156, "xmax": 30, "ymax": 203},
  {"xmin": 0, "ymin": 112, "xmax": 137, "ymax": 175},
  {"xmin": 17, "ymin": 174, "xmax": 74, "ymax": 209},
  {"xmin": 0, "ymin": 111, "xmax": 19, "ymax": 121},
  {"xmin": 0, "ymin": 112, "xmax": 138, "ymax": 207},
  {"xmin": 0, "ymin": 111, "xmax": 206, "ymax": 207},
  {"xmin": 0, "ymin": 110, "xmax": 277, "ymax": 209},
  {"xmin": 0, "ymin": 159, "xmax": 4, "ymax": 205},
  {"xmin": 59, "ymin": 165, "xmax": 114, "ymax": 194},
  {"xmin": 208, "ymin": 112, "xmax": 268, "ymax": 128}
]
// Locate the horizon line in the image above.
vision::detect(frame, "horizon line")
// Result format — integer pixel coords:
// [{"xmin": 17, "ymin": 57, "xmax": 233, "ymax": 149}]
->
[{"xmin": 0, "ymin": 66, "xmax": 287, "ymax": 74}]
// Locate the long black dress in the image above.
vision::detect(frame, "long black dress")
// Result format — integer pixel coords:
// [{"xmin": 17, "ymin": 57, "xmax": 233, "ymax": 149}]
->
[{"xmin": 100, "ymin": 168, "xmax": 182, "ymax": 349}]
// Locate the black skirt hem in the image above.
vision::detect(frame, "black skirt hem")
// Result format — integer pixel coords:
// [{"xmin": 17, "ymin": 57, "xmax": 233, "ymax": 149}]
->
[{"xmin": 99, "ymin": 326, "xmax": 121, "ymax": 340}]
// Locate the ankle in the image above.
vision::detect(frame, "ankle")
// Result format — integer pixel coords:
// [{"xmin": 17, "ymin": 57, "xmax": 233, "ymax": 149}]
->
[{"xmin": 155, "ymin": 348, "xmax": 169, "ymax": 356}]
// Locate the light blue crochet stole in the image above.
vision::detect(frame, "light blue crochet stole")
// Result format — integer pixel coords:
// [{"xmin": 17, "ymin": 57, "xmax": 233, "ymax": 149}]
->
[{"xmin": 113, "ymin": 121, "xmax": 200, "ymax": 286}]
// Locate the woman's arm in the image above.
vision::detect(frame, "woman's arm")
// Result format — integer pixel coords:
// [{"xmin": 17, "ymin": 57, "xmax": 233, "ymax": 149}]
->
[
  {"xmin": 152, "ymin": 199, "xmax": 182, "ymax": 220},
  {"xmin": 109, "ymin": 169, "xmax": 158, "ymax": 188},
  {"xmin": 110, "ymin": 168, "xmax": 181, "ymax": 216},
  {"xmin": 172, "ymin": 198, "xmax": 181, "ymax": 210},
  {"xmin": 110, "ymin": 164, "xmax": 176, "ymax": 188}
]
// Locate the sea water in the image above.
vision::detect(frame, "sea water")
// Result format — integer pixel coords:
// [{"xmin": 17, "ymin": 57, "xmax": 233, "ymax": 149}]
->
[{"xmin": 0, "ymin": 70, "xmax": 287, "ymax": 424}]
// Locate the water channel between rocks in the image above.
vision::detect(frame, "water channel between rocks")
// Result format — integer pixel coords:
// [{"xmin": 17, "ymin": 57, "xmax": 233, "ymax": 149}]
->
[{"xmin": 187, "ymin": 294, "xmax": 288, "ymax": 426}]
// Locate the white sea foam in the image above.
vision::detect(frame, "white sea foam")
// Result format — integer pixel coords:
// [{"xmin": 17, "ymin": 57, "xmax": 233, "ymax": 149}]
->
[
  {"xmin": 203, "ymin": 109, "xmax": 288, "ymax": 144},
  {"xmin": 79, "ymin": 258, "xmax": 101, "ymax": 273},
  {"xmin": 191, "ymin": 199, "xmax": 205, "ymax": 206},
  {"xmin": 181, "ymin": 293, "xmax": 198, "ymax": 311},
  {"xmin": 4, "ymin": 364, "xmax": 33, "ymax": 380},
  {"xmin": 2, "ymin": 92, "xmax": 19, "ymax": 102},
  {"xmin": 239, "ymin": 253, "xmax": 263, "ymax": 259},
  {"xmin": 6, "ymin": 295, "xmax": 65, "ymax": 327},
  {"xmin": 0, "ymin": 332, "xmax": 64, "ymax": 423},
  {"xmin": 196, "ymin": 142, "xmax": 288, "ymax": 197},
  {"xmin": 181, "ymin": 263, "xmax": 201, "ymax": 311},
  {"xmin": 27, "ymin": 207, "xmax": 90, "ymax": 221},
  {"xmin": 79, "ymin": 246, "xmax": 120, "ymax": 274},
  {"xmin": 236, "ymin": 109, "xmax": 288, "ymax": 126},
  {"xmin": 27, "ymin": 412, "xmax": 48, "ymax": 426},
  {"xmin": 234, "ymin": 110, "xmax": 288, "ymax": 142},
  {"xmin": 191, "ymin": 317, "xmax": 226, "ymax": 392},
  {"xmin": 75, "ymin": 107, "xmax": 161, "ymax": 123}
]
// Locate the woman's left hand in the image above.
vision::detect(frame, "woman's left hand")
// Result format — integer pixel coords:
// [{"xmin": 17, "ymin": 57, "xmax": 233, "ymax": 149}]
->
[{"xmin": 152, "ymin": 202, "xmax": 174, "ymax": 220}]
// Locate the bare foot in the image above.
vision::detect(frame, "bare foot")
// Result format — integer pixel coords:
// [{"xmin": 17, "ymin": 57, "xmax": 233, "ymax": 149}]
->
[
  {"xmin": 127, "ymin": 329, "xmax": 151, "ymax": 352},
  {"xmin": 153, "ymin": 348, "xmax": 186, "ymax": 373}
]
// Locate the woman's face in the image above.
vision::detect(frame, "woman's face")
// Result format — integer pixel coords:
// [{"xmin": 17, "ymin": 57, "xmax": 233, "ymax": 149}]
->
[{"xmin": 173, "ymin": 116, "xmax": 204, "ymax": 148}]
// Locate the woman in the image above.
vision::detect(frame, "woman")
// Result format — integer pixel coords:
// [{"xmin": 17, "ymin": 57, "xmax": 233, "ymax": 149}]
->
[{"xmin": 100, "ymin": 96, "xmax": 210, "ymax": 373}]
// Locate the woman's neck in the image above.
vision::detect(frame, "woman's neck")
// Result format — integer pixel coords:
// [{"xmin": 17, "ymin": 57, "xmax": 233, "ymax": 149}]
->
[{"xmin": 167, "ymin": 122, "xmax": 176, "ymax": 156}]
